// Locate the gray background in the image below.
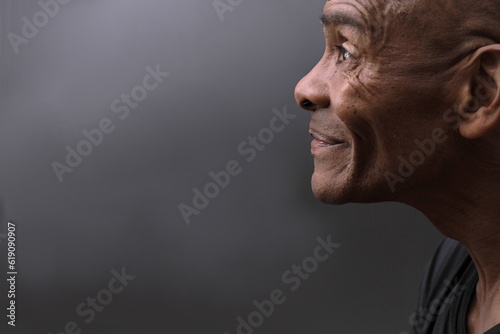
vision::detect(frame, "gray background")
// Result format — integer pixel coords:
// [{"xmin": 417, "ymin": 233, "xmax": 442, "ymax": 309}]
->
[{"xmin": 0, "ymin": 1, "xmax": 443, "ymax": 333}]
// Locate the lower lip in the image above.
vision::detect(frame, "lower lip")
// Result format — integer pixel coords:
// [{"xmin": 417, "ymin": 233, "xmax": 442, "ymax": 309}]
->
[{"xmin": 311, "ymin": 139, "xmax": 344, "ymax": 152}]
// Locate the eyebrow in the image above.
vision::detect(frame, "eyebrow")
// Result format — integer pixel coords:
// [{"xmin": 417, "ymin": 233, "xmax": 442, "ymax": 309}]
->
[{"xmin": 320, "ymin": 12, "xmax": 365, "ymax": 32}]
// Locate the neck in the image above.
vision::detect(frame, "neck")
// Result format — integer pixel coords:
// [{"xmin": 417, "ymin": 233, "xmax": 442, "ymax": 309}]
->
[{"xmin": 399, "ymin": 143, "xmax": 500, "ymax": 333}]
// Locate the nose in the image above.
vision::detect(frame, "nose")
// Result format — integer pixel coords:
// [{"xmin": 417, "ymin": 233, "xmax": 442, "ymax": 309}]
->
[{"xmin": 294, "ymin": 63, "xmax": 330, "ymax": 112}]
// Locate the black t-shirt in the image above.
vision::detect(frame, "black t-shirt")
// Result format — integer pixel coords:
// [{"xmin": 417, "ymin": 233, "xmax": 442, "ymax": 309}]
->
[{"xmin": 412, "ymin": 237, "xmax": 500, "ymax": 334}]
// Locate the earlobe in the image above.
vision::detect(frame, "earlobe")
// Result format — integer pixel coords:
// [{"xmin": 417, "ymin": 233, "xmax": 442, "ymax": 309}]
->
[{"xmin": 458, "ymin": 45, "xmax": 500, "ymax": 139}]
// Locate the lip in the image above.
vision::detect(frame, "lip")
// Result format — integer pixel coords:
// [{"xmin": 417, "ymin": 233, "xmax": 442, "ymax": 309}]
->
[
  {"xmin": 309, "ymin": 128, "xmax": 345, "ymax": 154},
  {"xmin": 310, "ymin": 128, "xmax": 344, "ymax": 144}
]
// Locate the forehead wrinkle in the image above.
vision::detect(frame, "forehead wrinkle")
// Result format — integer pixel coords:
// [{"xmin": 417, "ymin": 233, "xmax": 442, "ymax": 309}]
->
[
  {"xmin": 351, "ymin": 1, "xmax": 399, "ymax": 47},
  {"xmin": 326, "ymin": 1, "xmax": 389, "ymax": 47},
  {"xmin": 329, "ymin": 1, "xmax": 370, "ymax": 28},
  {"xmin": 321, "ymin": 12, "xmax": 364, "ymax": 32}
]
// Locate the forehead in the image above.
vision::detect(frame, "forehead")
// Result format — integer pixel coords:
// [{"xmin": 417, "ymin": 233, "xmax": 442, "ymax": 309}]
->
[
  {"xmin": 323, "ymin": 0, "xmax": 410, "ymax": 29},
  {"xmin": 321, "ymin": 2, "xmax": 398, "ymax": 56},
  {"xmin": 322, "ymin": 0, "xmax": 451, "ymax": 49},
  {"xmin": 324, "ymin": 0, "xmax": 413, "ymax": 13}
]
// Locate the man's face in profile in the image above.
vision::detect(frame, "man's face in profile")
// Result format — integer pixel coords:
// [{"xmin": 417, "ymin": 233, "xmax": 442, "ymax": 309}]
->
[{"xmin": 294, "ymin": 0, "xmax": 468, "ymax": 205}]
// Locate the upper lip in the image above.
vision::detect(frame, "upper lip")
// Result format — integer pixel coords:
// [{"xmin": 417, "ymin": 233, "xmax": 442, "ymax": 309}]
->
[{"xmin": 309, "ymin": 128, "xmax": 344, "ymax": 144}]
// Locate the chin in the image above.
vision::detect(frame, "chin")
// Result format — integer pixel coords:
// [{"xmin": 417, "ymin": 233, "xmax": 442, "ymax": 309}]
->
[
  {"xmin": 311, "ymin": 172, "xmax": 396, "ymax": 205},
  {"xmin": 311, "ymin": 173, "xmax": 354, "ymax": 204},
  {"xmin": 311, "ymin": 182, "xmax": 350, "ymax": 205}
]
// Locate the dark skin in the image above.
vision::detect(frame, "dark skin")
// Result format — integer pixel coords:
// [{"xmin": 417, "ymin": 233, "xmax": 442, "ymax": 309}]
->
[{"xmin": 294, "ymin": 0, "xmax": 500, "ymax": 333}]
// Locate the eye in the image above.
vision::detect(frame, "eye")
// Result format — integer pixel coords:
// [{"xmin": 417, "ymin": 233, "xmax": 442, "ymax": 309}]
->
[{"xmin": 335, "ymin": 45, "xmax": 352, "ymax": 61}]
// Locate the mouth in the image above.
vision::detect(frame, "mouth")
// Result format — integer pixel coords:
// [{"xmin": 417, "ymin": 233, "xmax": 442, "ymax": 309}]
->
[{"xmin": 309, "ymin": 129, "xmax": 345, "ymax": 151}]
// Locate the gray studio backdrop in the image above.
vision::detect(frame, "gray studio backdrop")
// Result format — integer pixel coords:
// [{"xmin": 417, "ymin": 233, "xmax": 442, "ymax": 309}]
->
[{"xmin": 0, "ymin": 1, "xmax": 443, "ymax": 333}]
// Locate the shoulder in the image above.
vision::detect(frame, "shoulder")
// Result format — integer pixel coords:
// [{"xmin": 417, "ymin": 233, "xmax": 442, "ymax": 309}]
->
[
  {"xmin": 419, "ymin": 238, "xmax": 470, "ymax": 300},
  {"xmin": 412, "ymin": 237, "xmax": 474, "ymax": 333}
]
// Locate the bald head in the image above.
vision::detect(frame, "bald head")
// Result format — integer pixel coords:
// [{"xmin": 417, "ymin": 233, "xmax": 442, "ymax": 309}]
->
[{"xmin": 391, "ymin": 0, "xmax": 500, "ymax": 57}]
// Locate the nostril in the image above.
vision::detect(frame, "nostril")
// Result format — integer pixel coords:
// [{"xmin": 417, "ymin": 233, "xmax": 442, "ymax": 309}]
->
[{"xmin": 302, "ymin": 99, "xmax": 314, "ymax": 108}]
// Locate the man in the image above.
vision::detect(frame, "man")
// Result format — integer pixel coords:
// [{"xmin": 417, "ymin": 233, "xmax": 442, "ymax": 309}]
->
[{"xmin": 294, "ymin": 0, "xmax": 500, "ymax": 333}]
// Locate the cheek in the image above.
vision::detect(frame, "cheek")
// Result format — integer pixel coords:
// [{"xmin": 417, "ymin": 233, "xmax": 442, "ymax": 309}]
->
[
  {"xmin": 329, "ymin": 73, "xmax": 392, "ymax": 148},
  {"xmin": 329, "ymin": 72, "xmax": 446, "ymax": 170},
  {"xmin": 362, "ymin": 75, "xmax": 459, "ymax": 170}
]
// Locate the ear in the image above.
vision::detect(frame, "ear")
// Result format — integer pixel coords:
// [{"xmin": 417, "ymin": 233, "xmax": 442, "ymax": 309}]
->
[{"xmin": 456, "ymin": 44, "xmax": 500, "ymax": 139}]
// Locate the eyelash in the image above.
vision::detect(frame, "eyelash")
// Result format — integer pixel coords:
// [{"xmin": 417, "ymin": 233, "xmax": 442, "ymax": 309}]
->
[{"xmin": 335, "ymin": 45, "xmax": 352, "ymax": 62}]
